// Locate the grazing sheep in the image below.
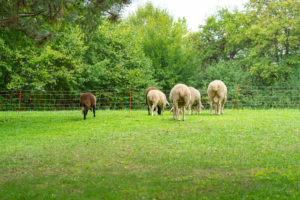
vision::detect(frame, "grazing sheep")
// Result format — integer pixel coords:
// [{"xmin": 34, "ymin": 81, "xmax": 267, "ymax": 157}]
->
[
  {"xmin": 169, "ymin": 84, "xmax": 191, "ymax": 121},
  {"xmin": 147, "ymin": 90, "xmax": 168, "ymax": 116},
  {"xmin": 188, "ymin": 87, "xmax": 203, "ymax": 115},
  {"xmin": 207, "ymin": 80, "xmax": 227, "ymax": 115},
  {"xmin": 79, "ymin": 92, "xmax": 96, "ymax": 120},
  {"xmin": 145, "ymin": 87, "xmax": 161, "ymax": 115}
]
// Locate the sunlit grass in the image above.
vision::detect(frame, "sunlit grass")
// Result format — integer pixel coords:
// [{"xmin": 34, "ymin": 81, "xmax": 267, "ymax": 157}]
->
[{"xmin": 0, "ymin": 109, "xmax": 299, "ymax": 199}]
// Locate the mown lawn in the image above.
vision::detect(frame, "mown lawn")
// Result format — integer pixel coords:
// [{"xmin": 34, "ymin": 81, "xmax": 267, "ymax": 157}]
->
[{"xmin": 0, "ymin": 109, "xmax": 299, "ymax": 200}]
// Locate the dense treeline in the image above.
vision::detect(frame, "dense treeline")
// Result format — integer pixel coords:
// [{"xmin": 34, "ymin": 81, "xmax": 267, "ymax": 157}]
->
[{"xmin": 0, "ymin": 0, "xmax": 299, "ymax": 92}]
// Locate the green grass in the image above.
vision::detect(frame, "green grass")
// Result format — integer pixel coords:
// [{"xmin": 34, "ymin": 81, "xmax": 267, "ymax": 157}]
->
[{"xmin": 0, "ymin": 109, "xmax": 299, "ymax": 200}]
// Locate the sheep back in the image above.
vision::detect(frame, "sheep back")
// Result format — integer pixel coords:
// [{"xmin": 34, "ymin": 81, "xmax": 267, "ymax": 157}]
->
[
  {"xmin": 79, "ymin": 92, "xmax": 96, "ymax": 109},
  {"xmin": 145, "ymin": 87, "xmax": 158, "ymax": 105},
  {"xmin": 188, "ymin": 87, "xmax": 201, "ymax": 106},
  {"xmin": 207, "ymin": 80, "xmax": 227, "ymax": 103},
  {"xmin": 147, "ymin": 90, "xmax": 167, "ymax": 107},
  {"xmin": 169, "ymin": 84, "xmax": 191, "ymax": 107}
]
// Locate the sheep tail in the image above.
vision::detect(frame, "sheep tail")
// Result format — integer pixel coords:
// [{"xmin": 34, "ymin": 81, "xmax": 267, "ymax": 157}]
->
[
  {"xmin": 214, "ymin": 96, "xmax": 219, "ymax": 103},
  {"xmin": 166, "ymin": 101, "xmax": 170, "ymax": 106}
]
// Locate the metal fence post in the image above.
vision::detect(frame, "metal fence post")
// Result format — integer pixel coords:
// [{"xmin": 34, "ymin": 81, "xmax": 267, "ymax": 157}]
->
[
  {"xmin": 232, "ymin": 85, "xmax": 239, "ymax": 111},
  {"xmin": 18, "ymin": 90, "xmax": 22, "ymax": 114},
  {"xmin": 129, "ymin": 88, "xmax": 132, "ymax": 112}
]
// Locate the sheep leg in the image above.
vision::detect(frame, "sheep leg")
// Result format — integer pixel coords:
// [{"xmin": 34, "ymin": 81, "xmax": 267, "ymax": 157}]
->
[
  {"xmin": 182, "ymin": 107, "xmax": 185, "ymax": 121},
  {"xmin": 199, "ymin": 103, "xmax": 201, "ymax": 114},
  {"xmin": 189, "ymin": 104, "xmax": 192, "ymax": 115},
  {"xmin": 215, "ymin": 102, "xmax": 218, "ymax": 114},
  {"xmin": 221, "ymin": 102, "xmax": 224, "ymax": 115},
  {"xmin": 86, "ymin": 107, "xmax": 89, "ymax": 118},
  {"xmin": 221, "ymin": 103, "xmax": 224, "ymax": 115},
  {"xmin": 162, "ymin": 105, "xmax": 165, "ymax": 116},
  {"xmin": 217, "ymin": 100, "xmax": 222, "ymax": 115},
  {"xmin": 198, "ymin": 101, "xmax": 201, "ymax": 114},
  {"xmin": 173, "ymin": 103, "xmax": 178, "ymax": 120},
  {"xmin": 153, "ymin": 103, "xmax": 158, "ymax": 116},
  {"xmin": 147, "ymin": 106, "xmax": 151, "ymax": 115},
  {"xmin": 209, "ymin": 101, "xmax": 213, "ymax": 115},
  {"xmin": 93, "ymin": 105, "xmax": 96, "ymax": 117},
  {"xmin": 177, "ymin": 106, "xmax": 181, "ymax": 121},
  {"xmin": 83, "ymin": 107, "xmax": 89, "ymax": 120},
  {"xmin": 221, "ymin": 98, "xmax": 225, "ymax": 114},
  {"xmin": 157, "ymin": 106, "xmax": 161, "ymax": 115},
  {"xmin": 149, "ymin": 104, "xmax": 154, "ymax": 116},
  {"xmin": 173, "ymin": 107, "xmax": 176, "ymax": 120}
]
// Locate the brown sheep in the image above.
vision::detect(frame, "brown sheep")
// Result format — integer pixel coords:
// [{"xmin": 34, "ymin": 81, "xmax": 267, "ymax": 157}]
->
[
  {"xmin": 79, "ymin": 92, "xmax": 96, "ymax": 120},
  {"xmin": 145, "ymin": 86, "xmax": 161, "ymax": 115},
  {"xmin": 169, "ymin": 84, "xmax": 191, "ymax": 121}
]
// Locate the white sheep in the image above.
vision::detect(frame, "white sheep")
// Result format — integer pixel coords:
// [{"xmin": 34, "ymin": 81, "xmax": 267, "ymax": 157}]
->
[
  {"xmin": 169, "ymin": 84, "xmax": 191, "ymax": 121},
  {"xmin": 188, "ymin": 87, "xmax": 203, "ymax": 115},
  {"xmin": 145, "ymin": 86, "xmax": 161, "ymax": 115},
  {"xmin": 207, "ymin": 80, "xmax": 227, "ymax": 115},
  {"xmin": 147, "ymin": 90, "xmax": 168, "ymax": 116}
]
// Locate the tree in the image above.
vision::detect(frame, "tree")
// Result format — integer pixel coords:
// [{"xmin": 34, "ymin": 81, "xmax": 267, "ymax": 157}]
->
[
  {"xmin": 0, "ymin": 0, "xmax": 133, "ymax": 90},
  {"xmin": 80, "ymin": 20, "xmax": 155, "ymax": 90},
  {"xmin": 1, "ymin": 24, "xmax": 87, "ymax": 90},
  {"xmin": 192, "ymin": 0, "xmax": 300, "ymax": 86},
  {"xmin": 192, "ymin": 8, "xmax": 250, "ymax": 68},
  {"xmin": 246, "ymin": 0, "xmax": 300, "ymax": 84},
  {"xmin": 0, "ymin": 0, "xmax": 131, "ymax": 42},
  {"xmin": 126, "ymin": 3, "xmax": 200, "ymax": 90}
]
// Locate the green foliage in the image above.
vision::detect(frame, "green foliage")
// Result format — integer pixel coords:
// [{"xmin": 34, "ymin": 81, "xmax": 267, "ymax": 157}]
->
[
  {"xmin": 194, "ymin": 0, "xmax": 300, "ymax": 86},
  {"xmin": 0, "ymin": 33, "xmax": 14, "ymax": 90},
  {"xmin": 126, "ymin": 3, "xmax": 201, "ymax": 90},
  {"xmin": 0, "ymin": 0, "xmax": 131, "ymax": 40},
  {"xmin": 245, "ymin": 0, "xmax": 300, "ymax": 84},
  {"xmin": 81, "ymin": 20, "xmax": 155, "ymax": 90},
  {"xmin": 199, "ymin": 61, "xmax": 250, "ymax": 89},
  {"xmin": 0, "ymin": 0, "xmax": 299, "ymax": 91},
  {"xmin": 0, "ymin": 25, "xmax": 86, "ymax": 90},
  {"xmin": 0, "ymin": 29, "xmax": 37, "ymax": 90},
  {"xmin": 194, "ymin": 9, "xmax": 250, "ymax": 66}
]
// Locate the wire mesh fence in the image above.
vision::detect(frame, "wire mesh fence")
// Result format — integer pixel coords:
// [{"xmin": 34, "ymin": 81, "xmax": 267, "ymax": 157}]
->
[{"xmin": 0, "ymin": 86, "xmax": 299, "ymax": 112}]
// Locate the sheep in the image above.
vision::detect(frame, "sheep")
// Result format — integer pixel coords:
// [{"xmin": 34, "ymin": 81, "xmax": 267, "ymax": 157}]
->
[
  {"xmin": 207, "ymin": 80, "xmax": 227, "ymax": 115},
  {"xmin": 188, "ymin": 87, "xmax": 203, "ymax": 115},
  {"xmin": 79, "ymin": 92, "xmax": 96, "ymax": 120},
  {"xmin": 145, "ymin": 87, "xmax": 161, "ymax": 115},
  {"xmin": 147, "ymin": 90, "xmax": 168, "ymax": 116},
  {"xmin": 169, "ymin": 84, "xmax": 191, "ymax": 121}
]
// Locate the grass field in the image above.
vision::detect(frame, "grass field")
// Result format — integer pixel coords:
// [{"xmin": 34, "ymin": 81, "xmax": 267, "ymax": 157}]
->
[{"xmin": 0, "ymin": 109, "xmax": 299, "ymax": 200}]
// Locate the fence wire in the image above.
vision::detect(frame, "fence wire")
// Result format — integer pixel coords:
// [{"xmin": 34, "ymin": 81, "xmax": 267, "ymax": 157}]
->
[{"xmin": 0, "ymin": 86, "xmax": 299, "ymax": 112}]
